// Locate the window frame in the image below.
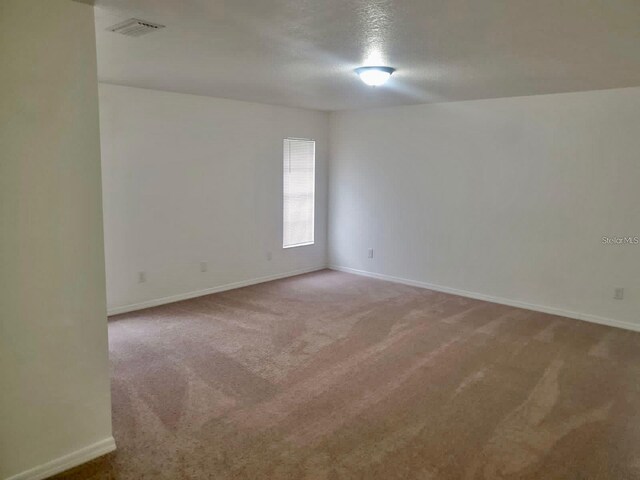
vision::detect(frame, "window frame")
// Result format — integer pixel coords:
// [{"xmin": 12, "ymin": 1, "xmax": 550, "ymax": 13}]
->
[{"xmin": 282, "ymin": 137, "xmax": 316, "ymax": 249}]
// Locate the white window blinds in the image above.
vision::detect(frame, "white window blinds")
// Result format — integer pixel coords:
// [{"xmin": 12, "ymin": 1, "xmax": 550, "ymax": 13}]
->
[{"xmin": 283, "ymin": 138, "xmax": 315, "ymax": 248}]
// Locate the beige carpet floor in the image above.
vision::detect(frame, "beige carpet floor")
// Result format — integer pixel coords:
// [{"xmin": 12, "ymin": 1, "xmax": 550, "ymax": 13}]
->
[{"xmin": 54, "ymin": 270, "xmax": 640, "ymax": 479}]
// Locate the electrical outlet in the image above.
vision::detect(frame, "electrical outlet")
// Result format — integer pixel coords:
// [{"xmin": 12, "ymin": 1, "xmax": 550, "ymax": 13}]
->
[
  {"xmin": 200, "ymin": 262, "xmax": 208, "ymax": 273},
  {"xmin": 266, "ymin": 251, "xmax": 272, "ymax": 261},
  {"xmin": 368, "ymin": 248, "xmax": 374, "ymax": 259},
  {"xmin": 138, "ymin": 271, "xmax": 146, "ymax": 283},
  {"xmin": 614, "ymin": 288, "xmax": 624, "ymax": 300}
]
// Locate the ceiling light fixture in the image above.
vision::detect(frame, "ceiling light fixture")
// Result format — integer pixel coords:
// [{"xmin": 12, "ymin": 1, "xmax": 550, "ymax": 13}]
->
[{"xmin": 354, "ymin": 66, "xmax": 396, "ymax": 87}]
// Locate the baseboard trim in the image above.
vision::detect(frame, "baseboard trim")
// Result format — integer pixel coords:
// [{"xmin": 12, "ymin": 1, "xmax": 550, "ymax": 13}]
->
[
  {"xmin": 108, "ymin": 265, "xmax": 327, "ymax": 316},
  {"xmin": 329, "ymin": 265, "xmax": 640, "ymax": 333},
  {"xmin": 5, "ymin": 437, "xmax": 116, "ymax": 480}
]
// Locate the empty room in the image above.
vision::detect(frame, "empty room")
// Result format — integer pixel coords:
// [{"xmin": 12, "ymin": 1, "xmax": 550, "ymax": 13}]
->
[{"xmin": 2, "ymin": 0, "xmax": 640, "ymax": 479}]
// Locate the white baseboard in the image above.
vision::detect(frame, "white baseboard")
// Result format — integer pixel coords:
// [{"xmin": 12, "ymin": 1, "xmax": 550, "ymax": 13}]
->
[
  {"xmin": 329, "ymin": 265, "xmax": 640, "ymax": 333},
  {"xmin": 5, "ymin": 437, "xmax": 116, "ymax": 480},
  {"xmin": 108, "ymin": 265, "xmax": 327, "ymax": 316}
]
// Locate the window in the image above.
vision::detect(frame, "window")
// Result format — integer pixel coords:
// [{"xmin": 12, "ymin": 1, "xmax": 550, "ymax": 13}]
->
[{"xmin": 283, "ymin": 138, "xmax": 315, "ymax": 248}]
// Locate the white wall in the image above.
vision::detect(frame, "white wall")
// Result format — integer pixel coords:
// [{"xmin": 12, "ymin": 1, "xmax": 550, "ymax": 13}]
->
[
  {"xmin": 0, "ymin": 1, "xmax": 113, "ymax": 479},
  {"xmin": 329, "ymin": 87, "xmax": 640, "ymax": 329},
  {"xmin": 99, "ymin": 84, "xmax": 329, "ymax": 312}
]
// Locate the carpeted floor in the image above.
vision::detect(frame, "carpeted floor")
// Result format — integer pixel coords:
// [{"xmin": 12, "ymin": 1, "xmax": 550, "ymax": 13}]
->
[{"xmin": 53, "ymin": 270, "xmax": 640, "ymax": 479}]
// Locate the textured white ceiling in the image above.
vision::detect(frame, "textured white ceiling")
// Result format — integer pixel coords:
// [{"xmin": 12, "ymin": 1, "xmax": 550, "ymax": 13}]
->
[{"xmin": 94, "ymin": 0, "xmax": 640, "ymax": 111}]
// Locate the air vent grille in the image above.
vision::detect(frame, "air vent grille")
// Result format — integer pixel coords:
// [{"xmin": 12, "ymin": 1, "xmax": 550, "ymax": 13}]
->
[{"xmin": 107, "ymin": 18, "xmax": 165, "ymax": 37}]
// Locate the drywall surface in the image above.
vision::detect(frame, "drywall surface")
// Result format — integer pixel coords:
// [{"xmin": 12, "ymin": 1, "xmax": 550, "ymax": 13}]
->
[
  {"xmin": 99, "ymin": 84, "xmax": 329, "ymax": 312},
  {"xmin": 0, "ymin": 1, "xmax": 113, "ymax": 478},
  {"xmin": 329, "ymin": 87, "xmax": 640, "ymax": 328}
]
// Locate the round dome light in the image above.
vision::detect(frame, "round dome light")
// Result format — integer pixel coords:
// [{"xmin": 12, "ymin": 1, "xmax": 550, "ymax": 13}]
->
[{"xmin": 354, "ymin": 66, "xmax": 396, "ymax": 86}]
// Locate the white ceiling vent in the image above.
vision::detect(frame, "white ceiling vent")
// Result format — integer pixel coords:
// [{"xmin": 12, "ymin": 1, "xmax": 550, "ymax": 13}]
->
[{"xmin": 107, "ymin": 18, "xmax": 165, "ymax": 37}]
